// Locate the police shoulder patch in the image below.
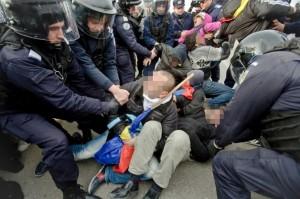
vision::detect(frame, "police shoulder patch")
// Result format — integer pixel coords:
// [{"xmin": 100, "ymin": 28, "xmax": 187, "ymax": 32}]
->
[
  {"xmin": 123, "ymin": 22, "xmax": 131, "ymax": 30},
  {"xmin": 28, "ymin": 50, "xmax": 41, "ymax": 62}
]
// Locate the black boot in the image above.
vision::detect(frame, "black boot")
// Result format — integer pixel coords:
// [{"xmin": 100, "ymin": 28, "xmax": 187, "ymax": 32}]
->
[
  {"xmin": 35, "ymin": 161, "xmax": 49, "ymax": 177},
  {"xmin": 143, "ymin": 183, "xmax": 162, "ymax": 199},
  {"xmin": 109, "ymin": 180, "xmax": 139, "ymax": 199},
  {"xmin": 63, "ymin": 185, "xmax": 102, "ymax": 199}
]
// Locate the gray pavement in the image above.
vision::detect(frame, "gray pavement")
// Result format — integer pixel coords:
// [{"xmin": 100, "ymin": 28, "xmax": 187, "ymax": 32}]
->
[{"xmin": 0, "ymin": 129, "xmax": 268, "ymax": 199}]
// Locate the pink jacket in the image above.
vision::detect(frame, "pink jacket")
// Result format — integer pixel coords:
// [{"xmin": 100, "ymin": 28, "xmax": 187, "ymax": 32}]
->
[{"xmin": 178, "ymin": 13, "xmax": 221, "ymax": 44}]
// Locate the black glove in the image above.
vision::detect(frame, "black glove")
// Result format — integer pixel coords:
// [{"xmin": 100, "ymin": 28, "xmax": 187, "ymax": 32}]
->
[
  {"xmin": 207, "ymin": 139, "xmax": 223, "ymax": 158},
  {"xmin": 102, "ymin": 100, "xmax": 119, "ymax": 116},
  {"xmin": 220, "ymin": 42, "xmax": 231, "ymax": 60}
]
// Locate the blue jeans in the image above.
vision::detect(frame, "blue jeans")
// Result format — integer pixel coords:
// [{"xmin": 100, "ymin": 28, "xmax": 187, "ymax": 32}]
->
[
  {"xmin": 203, "ymin": 80, "xmax": 234, "ymax": 107},
  {"xmin": 70, "ymin": 130, "xmax": 109, "ymax": 161},
  {"xmin": 105, "ymin": 166, "xmax": 151, "ymax": 184},
  {"xmin": 213, "ymin": 148, "xmax": 300, "ymax": 199}
]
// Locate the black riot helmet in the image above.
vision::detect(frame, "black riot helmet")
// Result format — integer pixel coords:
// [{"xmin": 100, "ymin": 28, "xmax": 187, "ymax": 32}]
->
[
  {"xmin": 230, "ymin": 30, "xmax": 288, "ymax": 85},
  {"xmin": 1, "ymin": 0, "xmax": 79, "ymax": 42},
  {"xmin": 72, "ymin": 0, "xmax": 116, "ymax": 39},
  {"xmin": 119, "ymin": 0, "xmax": 142, "ymax": 13}
]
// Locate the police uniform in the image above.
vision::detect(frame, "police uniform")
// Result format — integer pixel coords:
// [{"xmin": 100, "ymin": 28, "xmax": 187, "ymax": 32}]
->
[
  {"xmin": 113, "ymin": 10, "xmax": 151, "ymax": 84},
  {"xmin": 172, "ymin": 0, "xmax": 194, "ymax": 45},
  {"xmin": 0, "ymin": 30, "xmax": 114, "ymax": 191},
  {"xmin": 143, "ymin": 13, "xmax": 175, "ymax": 76},
  {"xmin": 212, "ymin": 49, "xmax": 300, "ymax": 198},
  {"xmin": 71, "ymin": 29, "xmax": 120, "ymax": 90}
]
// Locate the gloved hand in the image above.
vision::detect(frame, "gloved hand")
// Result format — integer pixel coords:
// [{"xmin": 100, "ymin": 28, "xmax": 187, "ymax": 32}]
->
[
  {"xmin": 102, "ymin": 100, "xmax": 119, "ymax": 116},
  {"xmin": 220, "ymin": 42, "xmax": 230, "ymax": 60},
  {"xmin": 207, "ymin": 139, "xmax": 223, "ymax": 157}
]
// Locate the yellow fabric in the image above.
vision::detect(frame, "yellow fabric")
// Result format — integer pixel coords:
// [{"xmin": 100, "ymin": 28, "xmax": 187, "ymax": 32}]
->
[
  {"xmin": 233, "ymin": 0, "xmax": 250, "ymax": 18},
  {"xmin": 120, "ymin": 126, "xmax": 131, "ymax": 141}
]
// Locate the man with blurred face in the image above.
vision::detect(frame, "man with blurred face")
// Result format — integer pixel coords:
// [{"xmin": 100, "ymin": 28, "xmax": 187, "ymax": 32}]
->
[{"xmin": 110, "ymin": 71, "xmax": 192, "ymax": 199}]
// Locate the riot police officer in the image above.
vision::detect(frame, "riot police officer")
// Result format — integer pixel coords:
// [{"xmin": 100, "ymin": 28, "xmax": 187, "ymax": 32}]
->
[
  {"xmin": 0, "ymin": 0, "xmax": 118, "ymax": 198},
  {"xmin": 71, "ymin": 0, "xmax": 129, "ymax": 105},
  {"xmin": 143, "ymin": 0, "xmax": 174, "ymax": 76},
  {"xmin": 172, "ymin": 0, "xmax": 194, "ymax": 46},
  {"xmin": 208, "ymin": 30, "xmax": 300, "ymax": 199},
  {"xmin": 114, "ymin": 0, "xmax": 156, "ymax": 84}
]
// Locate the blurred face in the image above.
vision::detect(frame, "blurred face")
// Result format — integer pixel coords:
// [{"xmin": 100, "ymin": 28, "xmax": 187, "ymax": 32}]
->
[
  {"xmin": 205, "ymin": 108, "xmax": 224, "ymax": 127},
  {"xmin": 156, "ymin": 2, "xmax": 167, "ymax": 15},
  {"xmin": 200, "ymin": 0, "xmax": 212, "ymax": 11},
  {"xmin": 143, "ymin": 72, "xmax": 169, "ymax": 99},
  {"xmin": 87, "ymin": 16, "xmax": 105, "ymax": 33},
  {"xmin": 174, "ymin": 6, "xmax": 184, "ymax": 15},
  {"xmin": 48, "ymin": 21, "xmax": 65, "ymax": 44},
  {"xmin": 194, "ymin": 16, "xmax": 203, "ymax": 26}
]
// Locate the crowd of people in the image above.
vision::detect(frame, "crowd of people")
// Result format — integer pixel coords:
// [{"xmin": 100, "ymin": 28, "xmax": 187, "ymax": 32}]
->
[{"xmin": 0, "ymin": 0, "xmax": 300, "ymax": 199}]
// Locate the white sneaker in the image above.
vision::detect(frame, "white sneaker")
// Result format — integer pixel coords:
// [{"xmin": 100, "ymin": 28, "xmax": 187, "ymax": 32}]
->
[{"xmin": 18, "ymin": 140, "xmax": 30, "ymax": 152}]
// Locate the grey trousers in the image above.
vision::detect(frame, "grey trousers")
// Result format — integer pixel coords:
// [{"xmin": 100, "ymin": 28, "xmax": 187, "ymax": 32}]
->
[{"xmin": 129, "ymin": 121, "xmax": 191, "ymax": 188}]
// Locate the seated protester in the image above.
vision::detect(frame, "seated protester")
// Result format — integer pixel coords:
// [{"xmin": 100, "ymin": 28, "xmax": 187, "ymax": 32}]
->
[
  {"xmin": 155, "ymin": 43, "xmax": 192, "ymax": 83},
  {"xmin": 185, "ymin": 32, "xmax": 234, "ymax": 108},
  {"xmin": 71, "ymin": 0, "xmax": 129, "ymax": 105},
  {"xmin": 143, "ymin": 0, "xmax": 174, "ymax": 76},
  {"xmin": 109, "ymin": 71, "xmax": 191, "ymax": 199},
  {"xmin": 178, "ymin": 12, "xmax": 221, "ymax": 44},
  {"xmin": 172, "ymin": 0, "xmax": 194, "ymax": 46},
  {"xmin": 175, "ymin": 70, "xmax": 216, "ymax": 162}
]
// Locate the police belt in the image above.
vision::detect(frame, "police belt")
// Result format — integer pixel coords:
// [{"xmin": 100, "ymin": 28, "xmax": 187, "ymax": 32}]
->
[{"xmin": 260, "ymin": 111, "xmax": 300, "ymax": 162}]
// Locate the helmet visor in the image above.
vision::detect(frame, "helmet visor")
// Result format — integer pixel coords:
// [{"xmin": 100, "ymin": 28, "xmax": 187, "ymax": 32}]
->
[
  {"xmin": 72, "ymin": 2, "xmax": 114, "ymax": 39},
  {"xmin": 1, "ymin": 0, "xmax": 79, "ymax": 42}
]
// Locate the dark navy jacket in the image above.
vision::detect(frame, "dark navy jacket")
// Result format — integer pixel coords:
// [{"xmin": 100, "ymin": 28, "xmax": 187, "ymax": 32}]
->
[
  {"xmin": 113, "ymin": 14, "xmax": 151, "ymax": 57},
  {"xmin": 215, "ymin": 51, "xmax": 300, "ymax": 147},
  {"xmin": 71, "ymin": 29, "xmax": 119, "ymax": 90},
  {"xmin": 172, "ymin": 12, "xmax": 194, "ymax": 39},
  {"xmin": 0, "ymin": 43, "xmax": 107, "ymax": 115},
  {"xmin": 204, "ymin": 2, "xmax": 222, "ymax": 22},
  {"xmin": 284, "ymin": 21, "xmax": 300, "ymax": 37},
  {"xmin": 143, "ymin": 14, "xmax": 175, "ymax": 49}
]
